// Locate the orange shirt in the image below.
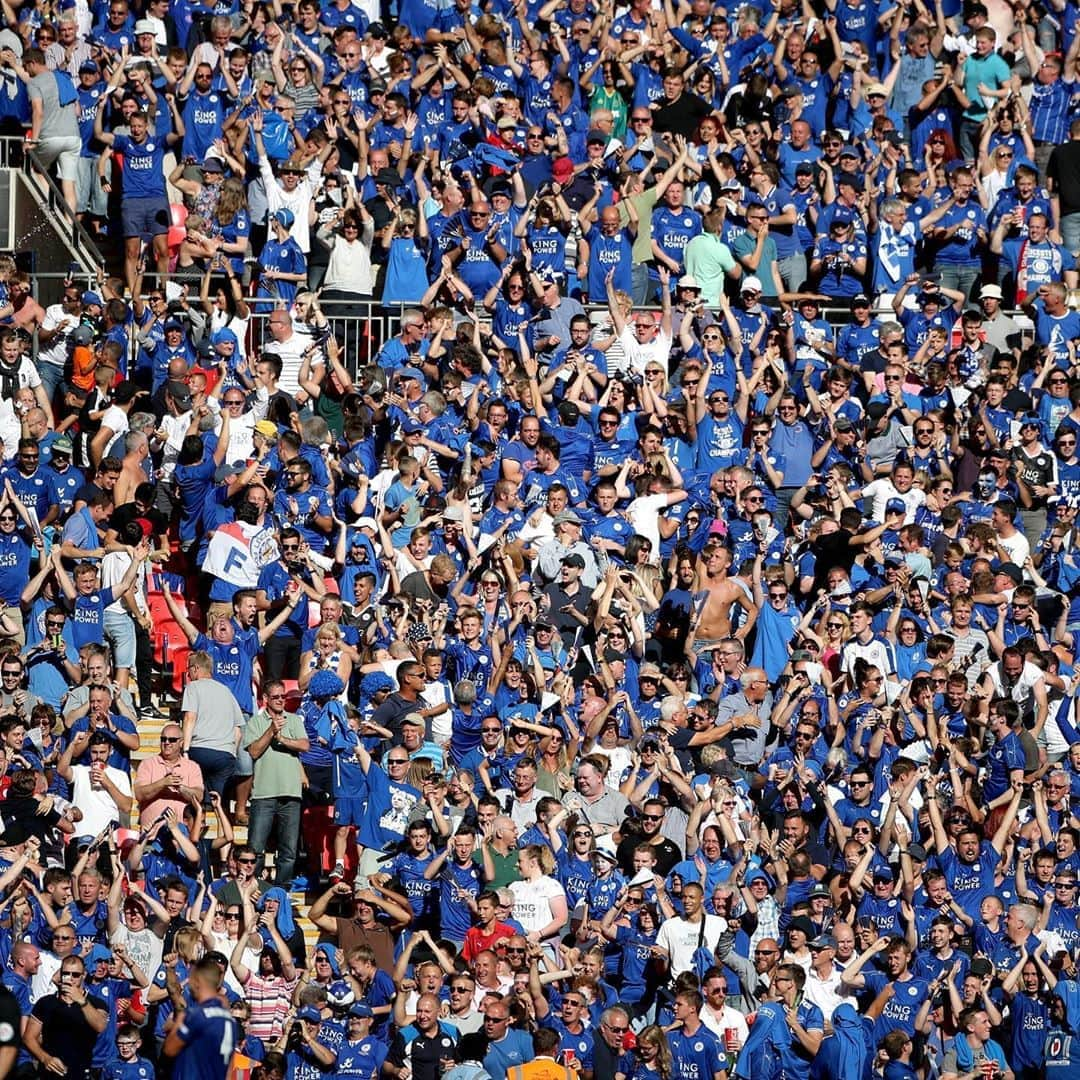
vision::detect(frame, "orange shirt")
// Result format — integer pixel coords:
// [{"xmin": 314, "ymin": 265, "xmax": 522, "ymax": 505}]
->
[{"xmin": 508, "ymin": 1060, "xmax": 576, "ymax": 1080}]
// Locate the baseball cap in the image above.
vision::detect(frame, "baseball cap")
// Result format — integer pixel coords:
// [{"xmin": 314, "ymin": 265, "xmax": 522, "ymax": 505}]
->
[
  {"xmin": 561, "ymin": 553, "xmax": 586, "ymax": 569},
  {"xmin": 809, "ymin": 933, "xmax": 837, "ymax": 949},
  {"xmin": 851, "ymin": 293, "xmax": 870, "ymax": 308},
  {"xmin": 400, "ymin": 417, "xmax": 424, "ymax": 434},
  {"xmin": 51, "ymin": 435, "xmax": 73, "ymax": 455},
  {"xmin": 79, "ymin": 60, "xmax": 98, "ymax": 74},
  {"xmin": 741, "ymin": 275, "xmax": 763, "ymax": 294},
  {"xmin": 81, "ymin": 291, "xmax": 103, "ymax": 307},
  {"xmin": 166, "ymin": 380, "xmax": 192, "ymax": 407},
  {"xmin": 297, "ymin": 1005, "xmax": 323, "ymax": 1023},
  {"xmin": 872, "ymin": 865, "xmax": 895, "ymax": 882},
  {"xmin": 272, "ymin": 208, "xmax": 295, "ymax": 229},
  {"xmin": 254, "ymin": 420, "xmax": 277, "ymax": 439},
  {"xmin": 586, "ymin": 128, "xmax": 606, "ymax": 144},
  {"xmin": 865, "ymin": 82, "xmax": 888, "ymax": 96},
  {"xmin": 552, "ymin": 510, "xmax": 582, "ymax": 525},
  {"xmin": 885, "ymin": 497, "xmax": 906, "ymax": 515},
  {"xmin": 349, "ymin": 1003, "xmax": 374, "ymax": 1019},
  {"xmin": 996, "ymin": 562, "xmax": 1024, "ymax": 585},
  {"xmin": 834, "ymin": 417, "xmax": 855, "ymax": 433},
  {"xmin": 443, "ymin": 506, "xmax": 465, "ymax": 523}
]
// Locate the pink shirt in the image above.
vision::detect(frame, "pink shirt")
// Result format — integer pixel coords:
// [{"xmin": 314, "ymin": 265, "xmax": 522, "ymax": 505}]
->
[{"xmin": 133, "ymin": 753, "xmax": 204, "ymax": 824}]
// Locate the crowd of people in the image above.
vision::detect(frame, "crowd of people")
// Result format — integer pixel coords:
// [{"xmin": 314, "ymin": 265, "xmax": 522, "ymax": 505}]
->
[{"xmin": 4, "ymin": 0, "xmax": 1080, "ymax": 1077}]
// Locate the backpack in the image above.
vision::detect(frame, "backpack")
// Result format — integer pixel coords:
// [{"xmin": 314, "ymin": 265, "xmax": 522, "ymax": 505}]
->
[
  {"xmin": 691, "ymin": 915, "xmax": 715, "ymax": 983},
  {"xmin": 54, "ymin": 70, "xmax": 76, "ymax": 108}
]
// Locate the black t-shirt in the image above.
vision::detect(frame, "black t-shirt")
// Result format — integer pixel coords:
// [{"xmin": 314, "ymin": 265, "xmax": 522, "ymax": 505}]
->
[
  {"xmin": 1, "ymin": 795, "xmax": 63, "ymax": 840},
  {"xmin": 388, "ymin": 1026, "xmax": 457, "ymax": 1080},
  {"xmin": 615, "ymin": 832, "xmax": 683, "ymax": 878},
  {"xmin": 32, "ymin": 991, "xmax": 107, "ymax": 1079},
  {"xmin": 652, "ymin": 91, "xmax": 711, "ymax": 139},
  {"xmin": 371, "ymin": 692, "xmax": 421, "ymax": 744},
  {"xmin": 0, "ymin": 984, "xmax": 20, "ymax": 1053},
  {"xmin": 1048, "ymin": 140, "xmax": 1080, "ymax": 216}
]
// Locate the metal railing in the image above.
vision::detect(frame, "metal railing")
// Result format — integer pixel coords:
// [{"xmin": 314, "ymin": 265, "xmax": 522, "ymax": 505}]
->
[
  {"xmin": 246, "ymin": 301, "xmax": 408, "ymax": 374},
  {"xmin": 0, "ymin": 137, "xmax": 104, "ymax": 274}
]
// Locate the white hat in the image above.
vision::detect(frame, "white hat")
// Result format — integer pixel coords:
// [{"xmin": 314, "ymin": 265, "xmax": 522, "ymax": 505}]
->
[
  {"xmin": 592, "ymin": 836, "xmax": 619, "ymax": 863},
  {"xmin": 678, "ymin": 274, "xmax": 700, "ymax": 290},
  {"xmin": 741, "ymin": 275, "xmax": 763, "ymax": 293},
  {"xmin": 134, "ymin": 18, "xmax": 156, "ymax": 34},
  {"xmin": 979, "ymin": 284, "xmax": 1004, "ymax": 300}
]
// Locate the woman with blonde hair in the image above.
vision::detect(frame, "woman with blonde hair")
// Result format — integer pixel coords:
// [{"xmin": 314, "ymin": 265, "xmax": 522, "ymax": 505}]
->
[
  {"xmin": 298, "ymin": 622, "xmax": 353, "ymax": 694},
  {"xmin": 629, "ymin": 1024, "xmax": 675, "ymax": 1080},
  {"xmin": 508, "ymin": 843, "xmax": 568, "ymax": 947}
]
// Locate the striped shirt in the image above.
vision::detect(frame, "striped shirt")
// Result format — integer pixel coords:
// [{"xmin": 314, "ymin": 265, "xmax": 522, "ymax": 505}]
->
[
  {"xmin": 241, "ymin": 973, "xmax": 298, "ymax": 1043},
  {"xmin": 1029, "ymin": 77, "xmax": 1076, "ymax": 145}
]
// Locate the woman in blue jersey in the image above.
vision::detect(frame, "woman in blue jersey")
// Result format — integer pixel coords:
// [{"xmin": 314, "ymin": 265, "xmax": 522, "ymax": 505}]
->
[
  {"xmin": 518, "ymin": 199, "xmax": 569, "ymax": 281},
  {"xmin": 626, "ymin": 1024, "xmax": 674, "ymax": 1080},
  {"xmin": 557, "ymin": 824, "xmax": 596, "ymax": 910},
  {"xmin": 600, "ymin": 898, "xmax": 661, "ymax": 1011},
  {"xmin": 484, "ymin": 266, "xmax": 533, "ymax": 354}
]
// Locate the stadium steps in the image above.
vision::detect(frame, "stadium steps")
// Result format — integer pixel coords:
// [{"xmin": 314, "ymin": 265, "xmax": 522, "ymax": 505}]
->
[{"xmin": 130, "ymin": 706, "xmax": 324, "ymax": 954}]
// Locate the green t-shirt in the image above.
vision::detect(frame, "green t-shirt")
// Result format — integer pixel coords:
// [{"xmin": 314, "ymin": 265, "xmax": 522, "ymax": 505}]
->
[
  {"xmin": 620, "ymin": 186, "xmax": 660, "ymax": 264},
  {"xmin": 487, "ymin": 847, "xmax": 522, "ymax": 890},
  {"xmin": 245, "ymin": 709, "xmax": 306, "ymax": 800}
]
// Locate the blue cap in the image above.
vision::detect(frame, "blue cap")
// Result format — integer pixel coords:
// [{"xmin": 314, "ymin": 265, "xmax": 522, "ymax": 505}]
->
[
  {"xmin": 81, "ymin": 291, "xmax": 103, "ymax": 306},
  {"xmin": 297, "ymin": 1005, "xmax": 323, "ymax": 1023},
  {"xmin": 872, "ymin": 865, "xmax": 895, "ymax": 883},
  {"xmin": 86, "ymin": 944, "xmax": 113, "ymax": 966},
  {"xmin": 401, "ymin": 417, "xmax": 423, "ymax": 434},
  {"xmin": 397, "ymin": 367, "xmax": 425, "ymax": 383},
  {"xmin": 885, "ymin": 497, "xmax": 906, "ymax": 515},
  {"xmin": 348, "ymin": 1003, "xmax": 374, "ymax": 1019},
  {"xmin": 272, "ymin": 207, "xmax": 295, "ymax": 229}
]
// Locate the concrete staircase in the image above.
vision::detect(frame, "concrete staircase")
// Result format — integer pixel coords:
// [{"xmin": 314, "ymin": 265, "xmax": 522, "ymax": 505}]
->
[{"xmin": 130, "ymin": 694, "xmax": 325, "ymax": 957}]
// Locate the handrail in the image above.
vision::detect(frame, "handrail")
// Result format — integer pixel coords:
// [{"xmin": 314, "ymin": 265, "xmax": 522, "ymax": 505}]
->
[{"xmin": 21, "ymin": 145, "xmax": 104, "ymax": 272}]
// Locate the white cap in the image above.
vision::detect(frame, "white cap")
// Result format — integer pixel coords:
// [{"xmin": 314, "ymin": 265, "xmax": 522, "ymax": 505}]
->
[
  {"xmin": 979, "ymin": 284, "xmax": 1003, "ymax": 300},
  {"xmin": 741, "ymin": 275, "xmax": 763, "ymax": 293},
  {"xmin": 134, "ymin": 18, "xmax": 156, "ymax": 34},
  {"xmin": 592, "ymin": 836, "xmax": 619, "ymax": 863}
]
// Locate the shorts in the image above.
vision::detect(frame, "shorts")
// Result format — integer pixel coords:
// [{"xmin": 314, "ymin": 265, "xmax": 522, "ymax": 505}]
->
[
  {"xmin": 235, "ymin": 718, "xmax": 253, "ymax": 778},
  {"xmin": 334, "ymin": 796, "xmax": 365, "ymax": 827},
  {"xmin": 103, "ymin": 609, "xmax": 136, "ymax": 669},
  {"xmin": 121, "ymin": 195, "xmax": 170, "ymax": 239},
  {"xmin": 75, "ymin": 156, "xmax": 106, "ymax": 216},
  {"xmin": 35, "ymin": 135, "xmax": 81, "ymax": 182}
]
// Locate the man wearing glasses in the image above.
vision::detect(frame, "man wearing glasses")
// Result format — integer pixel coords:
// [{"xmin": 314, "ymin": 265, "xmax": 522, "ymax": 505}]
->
[
  {"xmin": 133, "ymin": 723, "xmax": 205, "ymax": 826},
  {"xmin": 25, "ymin": 955, "xmax": 107, "ymax": 1079},
  {"xmin": 244, "ymin": 679, "xmax": 310, "ymax": 887},
  {"xmin": 481, "ymin": 1001, "xmax": 533, "ymax": 1080}
]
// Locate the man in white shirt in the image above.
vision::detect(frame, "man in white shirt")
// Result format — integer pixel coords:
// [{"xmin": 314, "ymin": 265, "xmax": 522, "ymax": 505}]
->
[
  {"xmin": 260, "ymin": 312, "xmax": 310, "ymax": 398},
  {"xmin": 802, "ymin": 933, "xmax": 855, "ymax": 1020},
  {"xmin": 655, "ymin": 881, "xmax": 726, "ymax": 977},
  {"xmin": 606, "ymin": 264, "xmax": 673, "ymax": 379},
  {"xmin": 56, "ymin": 730, "xmax": 133, "ymax": 837},
  {"xmin": 700, "ymin": 968, "xmax": 750, "ymax": 1049}
]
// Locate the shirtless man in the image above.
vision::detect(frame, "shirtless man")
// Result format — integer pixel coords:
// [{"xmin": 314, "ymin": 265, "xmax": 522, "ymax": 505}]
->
[{"xmin": 688, "ymin": 544, "xmax": 758, "ymax": 649}]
